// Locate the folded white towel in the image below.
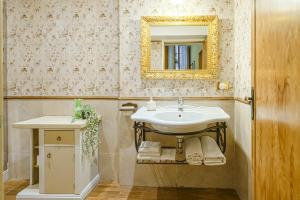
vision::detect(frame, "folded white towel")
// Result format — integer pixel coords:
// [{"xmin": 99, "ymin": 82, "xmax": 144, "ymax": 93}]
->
[
  {"xmin": 138, "ymin": 152, "xmax": 161, "ymax": 157},
  {"xmin": 139, "ymin": 148, "xmax": 161, "ymax": 154},
  {"xmin": 137, "ymin": 153, "xmax": 161, "ymax": 162},
  {"xmin": 185, "ymin": 137, "xmax": 203, "ymax": 165},
  {"xmin": 140, "ymin": 141, "xmax": 161, "ymax": 148},
  {"xmin": 139, "ymin": 141, "xmax": 161, "ymax": 154},
  {"xmin": 200, "ymin": 136, "xmax": 226, "ymax": 166},
  {"xmin": 137, "ymin": 148, "xmax": 176, "ymax": 163}
]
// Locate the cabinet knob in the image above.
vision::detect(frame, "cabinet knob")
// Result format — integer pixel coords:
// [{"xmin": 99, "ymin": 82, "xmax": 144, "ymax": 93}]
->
[
  {"xmin": 47, "ymin": 153, "xmax": 51, "ymax": 158},
  {"xmin": 57, "ymin": 136, "xmax": 62, "ymax": 141}
]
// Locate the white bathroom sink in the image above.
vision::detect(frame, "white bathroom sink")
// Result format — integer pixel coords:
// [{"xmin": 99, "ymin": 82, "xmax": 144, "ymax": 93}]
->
[
  {"xmin": 131, "ymin": 105, "xmax": 230, "ymax": 134},
  {"xmin": 154, "ymin": 111, "xmax": 204, "ymax": 123}
]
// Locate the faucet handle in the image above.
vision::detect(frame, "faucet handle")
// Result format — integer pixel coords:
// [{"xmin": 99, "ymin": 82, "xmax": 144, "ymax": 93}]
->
[{"xmin": 177, "ymin": 97, "xmax": 184, "ymax": 111}]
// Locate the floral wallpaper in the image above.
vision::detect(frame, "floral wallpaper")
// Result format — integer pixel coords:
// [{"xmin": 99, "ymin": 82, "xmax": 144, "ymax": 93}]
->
[
  {"xmin": 6, "ymin": 0, "xmax": 238, "ymax": 97},
  {"xmin": 119, "ymin": 0, "xmax": 235, "ymax": 97},
  {"xmin": 234, "ymin": 0, "xmax": 252, "ymax": 98},
  {"xmin": 6, "ymin": 0, "xmax": 119, "ymax": 96}
]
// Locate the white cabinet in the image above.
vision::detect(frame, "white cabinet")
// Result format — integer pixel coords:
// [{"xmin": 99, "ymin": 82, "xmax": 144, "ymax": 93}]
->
[{"xmin": 13, "ymin": 116, "xmax": 101, "ymax": 200}]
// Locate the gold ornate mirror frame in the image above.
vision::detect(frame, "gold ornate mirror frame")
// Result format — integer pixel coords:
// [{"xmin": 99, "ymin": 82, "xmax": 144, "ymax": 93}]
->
[{"xmin": 141, "ymin": 16, "xmax": 219, "ymax": 80}]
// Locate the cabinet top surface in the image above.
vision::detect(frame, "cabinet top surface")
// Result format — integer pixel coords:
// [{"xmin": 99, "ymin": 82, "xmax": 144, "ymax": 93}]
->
[{"xmin": 13, "ymin": 116, "xmax": 88, "ymax": 129}]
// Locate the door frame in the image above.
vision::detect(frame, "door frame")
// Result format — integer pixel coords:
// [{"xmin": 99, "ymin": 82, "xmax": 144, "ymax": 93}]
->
[{"xmin": 251, "ymin": 0, "xmax": 257, "ymax": 199}]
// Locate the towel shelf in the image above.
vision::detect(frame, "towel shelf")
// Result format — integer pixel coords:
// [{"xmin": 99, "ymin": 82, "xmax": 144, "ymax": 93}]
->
[
  {"xmin": 133, "ymin": 121, "xmax": 227, "ymax": 163},
  {"xmin": 137, "ymin": 147, "xmax": 187, "ymax": 164}
]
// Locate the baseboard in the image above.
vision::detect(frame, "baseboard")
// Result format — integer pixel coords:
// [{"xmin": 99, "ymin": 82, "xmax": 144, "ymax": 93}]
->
[
  {"xmin": 3, "ymin": 169, "xmax": 9, "ymax": 182},
  {"xmin": 80, "ymin": 174, "xmax": 100, "ymax": 199}
]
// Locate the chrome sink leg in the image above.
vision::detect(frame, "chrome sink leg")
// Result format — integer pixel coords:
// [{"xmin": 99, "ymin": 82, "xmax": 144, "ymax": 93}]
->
[{"xmin": 176, "ymin": 136, "xmax": 186, "ymax": 162}]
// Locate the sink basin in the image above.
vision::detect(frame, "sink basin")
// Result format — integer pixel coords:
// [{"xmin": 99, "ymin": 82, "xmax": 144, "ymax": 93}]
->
[
  {"xmin": 131, "ymin": 105, "xmax": 230, "ymax": 134},
  {"xmin": 154, "ymin": 111, "xmax": 203, "ymax": 123}
]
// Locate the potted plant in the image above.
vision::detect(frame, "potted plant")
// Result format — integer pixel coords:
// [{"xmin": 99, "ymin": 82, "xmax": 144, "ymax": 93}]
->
[{"xmin": 73, "ymin": 99, "xmax": 101, "ymax": 155}]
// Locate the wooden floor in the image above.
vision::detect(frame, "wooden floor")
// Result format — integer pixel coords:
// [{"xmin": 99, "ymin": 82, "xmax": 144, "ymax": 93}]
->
[
  {"xmin": 4, "ymin": 180, "xmax": 29, "ymax": 200},
  {"xmin": 4, "ymin": 180, "xmax": 240, "ymax": 200}
]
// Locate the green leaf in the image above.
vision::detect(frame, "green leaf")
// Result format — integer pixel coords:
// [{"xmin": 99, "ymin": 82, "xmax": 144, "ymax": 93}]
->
[{"xmin": 73, "ymin": 99, "xmax": 100, "ymax": 155}]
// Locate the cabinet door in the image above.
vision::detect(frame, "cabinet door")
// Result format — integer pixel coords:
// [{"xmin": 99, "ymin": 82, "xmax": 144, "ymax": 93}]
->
[{"xmin": 44, "ymin": 146, "xmax": 75, "ymax": 194}]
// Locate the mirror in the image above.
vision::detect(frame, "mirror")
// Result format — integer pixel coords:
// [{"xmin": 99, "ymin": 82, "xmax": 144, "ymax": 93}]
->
[
  {"xmin": 141, "ymin": 16, "xmax": 219, "ymax": 79},
  {"xmin": 150, "ymin": 25, "xmax": 208, "ymax": 70}
]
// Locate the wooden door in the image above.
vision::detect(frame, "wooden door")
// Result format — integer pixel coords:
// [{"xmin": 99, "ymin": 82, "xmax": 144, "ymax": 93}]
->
[
  {"xmin": 44, "ymin": 146, "xmax": 75, "ymax": 194},
  {"xmin": 255, "ymin": 0, "xmax": 300, "ymax": 199},
  {"xmin": 0, "ymin": 0, "xmax": 3, "ymax": 199}
]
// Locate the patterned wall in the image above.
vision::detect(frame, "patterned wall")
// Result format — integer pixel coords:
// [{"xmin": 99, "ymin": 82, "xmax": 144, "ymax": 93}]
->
[
  {"xmin": 6, "ymin": 0, "xmax": 119, "ymax": 96},
  {"xmin": 234, "ymin": 0, "xmax": 252, "ymax": 98},
  {"xmin": 6, "ymin": 0, "xmax": 238, "ymax": 97},
  {"xmin": 119, "ymin": 0, "xmax": 235, "ymax": 97}
]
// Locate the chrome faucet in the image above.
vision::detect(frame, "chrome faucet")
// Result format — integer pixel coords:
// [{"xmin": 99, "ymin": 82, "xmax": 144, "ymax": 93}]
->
[{"xmin": 178, "ymin": 97, "xmax": 184, "ymax": 112}]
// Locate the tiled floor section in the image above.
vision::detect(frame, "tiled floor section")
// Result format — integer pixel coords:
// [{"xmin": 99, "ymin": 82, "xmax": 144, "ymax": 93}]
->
[{"xmin": 4, "ymin": 180, "xmax": 240, "ymax": 200}]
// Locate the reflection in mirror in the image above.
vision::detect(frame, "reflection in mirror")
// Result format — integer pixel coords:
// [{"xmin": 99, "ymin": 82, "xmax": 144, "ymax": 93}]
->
[{"xmin": 150, "ymin": 25, "xmax": 208, "ymax": 71}]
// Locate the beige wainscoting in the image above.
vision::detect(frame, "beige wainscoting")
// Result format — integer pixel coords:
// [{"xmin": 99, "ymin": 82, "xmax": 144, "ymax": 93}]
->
[{"xmin": 234, "ymin": 101, "xmax": 252, "ymax": 200}]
